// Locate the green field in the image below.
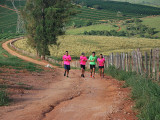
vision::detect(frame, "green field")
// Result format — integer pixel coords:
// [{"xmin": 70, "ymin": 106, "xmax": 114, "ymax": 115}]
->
[
  {"xmin": 66, "ymin": 24, "xmax": 119, "ymax": 35},
  {"xmin": 0, "ymin": 7, "xmax": 17, "ymax": 33},
  {"xmin": 142, "ymin": 16, "xmax": 160, "ymax": 37},
  {"xmin": 66, "ymin": 16, "xmax": 160, "ymax": 38},
  {"xmin": 0, "ymin": 33, "xmax": 42, "ymax": 71},
  {"xmin": 14, "ymin": 35, "xmax": 160, "ymax": 60},
  {"xmin": 111, "ymin": 0, "xmax": 160, "ymax": 6},
  {"xmin": 1, "ymin": 0, "xmax": 160, "ymax": 33}
]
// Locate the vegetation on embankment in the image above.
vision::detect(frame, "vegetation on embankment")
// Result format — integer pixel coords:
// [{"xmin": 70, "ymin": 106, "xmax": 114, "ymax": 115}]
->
[
  {"xmin": 105, "ymin": 66, "xmax": 160, "ymax": 120},
  {"xmin": 0, "ymin": 33, "xmax": 43, "ymax": 72},
  {"xmin": 0, "ymin": 33, "xmax": 43, "ymax": 106}
]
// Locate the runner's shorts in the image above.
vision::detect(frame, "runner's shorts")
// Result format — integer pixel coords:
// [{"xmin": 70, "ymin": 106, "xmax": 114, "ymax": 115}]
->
[
  {"xmin": 64, "ymin": 64, "xmax": 70, "ymax": 70},
  {"xmin": 81, "ymin": 65, "xmax": 86, "ymax": 70},
  {"xmin": 99, "ymin": 66, "xmax": 104, "ymax": 68},
  {"xmin": 90, "ymin": 65, "xmax": 96, "ymax": 69}
]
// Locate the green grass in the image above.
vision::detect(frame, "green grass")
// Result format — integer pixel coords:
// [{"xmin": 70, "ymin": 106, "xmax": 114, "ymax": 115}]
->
[
  {"xmin": 67, "ymin": 15, "xmax": 160, "ymax": 38},
  {"xmin": 66, "ymin": 24, "xmax": 119, "ymax": 35},
  {"xmin": 0, "ymin": 33, "xmax": 44, "ymax": 106},
  {"xmin": 142, "ymin": 16, "xmax": 160, "ymax": 37},
  {"xmin": 0, "ymin": 33, "xmax": 43, "ymax": 72},
  {"xmin": 0, "ymin": 7, "xmax": 17, "ymax": 33},
  {"xmin": 105, "ymin": 66, "xmax": 160, "ymax": 120},
  {"xmin": 1, "ymin": 0, "xmax": 160, "ymax": 33},
  {"xmin": 111, "ymin": 0, "xmax": 160, "ymax": 6},
  {"xmin": 0, "ymin": 90, "xmax": 10, "ymax": 106}
]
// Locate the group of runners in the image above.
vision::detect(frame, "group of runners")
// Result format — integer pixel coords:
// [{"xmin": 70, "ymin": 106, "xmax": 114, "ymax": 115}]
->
[{"xmin": 63, "ymin": 51, "xmax": 105, "ymax": 78}]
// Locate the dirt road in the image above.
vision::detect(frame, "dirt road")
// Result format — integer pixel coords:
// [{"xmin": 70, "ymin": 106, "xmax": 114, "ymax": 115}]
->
[{"xmin": 0, "ymin": 39, "xmax": 137, "ymax": 120}]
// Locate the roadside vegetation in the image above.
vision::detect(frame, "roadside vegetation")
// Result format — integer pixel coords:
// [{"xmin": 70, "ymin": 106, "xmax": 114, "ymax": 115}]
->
[
  {"xmin": 0, "ymin": 33, "xmax": 43, "ymax": 106},
  {"xmin": 105, "ymin": 66, "xmax": 160, "ymax": 120}
]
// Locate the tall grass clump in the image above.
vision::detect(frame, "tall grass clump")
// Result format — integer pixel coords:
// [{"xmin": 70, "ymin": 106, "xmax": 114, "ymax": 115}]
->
[
  {"xmin": 105, "ymin": 66, "xmax": 160, "ymax": 120},
  {"xmin": 0, "ymin": 90, "xmax": 10, "ymax": 106}
]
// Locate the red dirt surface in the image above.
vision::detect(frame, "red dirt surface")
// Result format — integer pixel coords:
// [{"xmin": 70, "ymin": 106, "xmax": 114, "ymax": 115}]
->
[{"xmin": 0, "ymin": 39, "xmax": 137, "ymax": 120}]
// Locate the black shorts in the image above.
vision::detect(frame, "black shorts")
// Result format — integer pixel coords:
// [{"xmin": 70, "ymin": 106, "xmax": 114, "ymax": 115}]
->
[
  {"xmin": 64, "ymin": 64, "xmax": 70, "ymax": 70},
  {"xmin": 99, "ymin": 66, "xmax": 104, "ymax": 69},
  {"xmin": 90, "ymin": 65, "xmax": 96, "ymax": 69},
  {"xmin": 81, "ymin": 65, "xmax": 86, "ymax": 70}
]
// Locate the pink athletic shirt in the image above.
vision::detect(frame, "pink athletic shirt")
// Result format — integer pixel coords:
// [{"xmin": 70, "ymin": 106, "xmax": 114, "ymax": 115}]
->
[
  {"xmin": 80, "ymin": 56, "xmax": 87, "ymax": 65},
  {"xmin": 63, "ymin": 55, "xmax": 72, "ymax": 65},
  {"xmin": 97, "ymin": 58, "xmax": 105, "ymax": 66}
]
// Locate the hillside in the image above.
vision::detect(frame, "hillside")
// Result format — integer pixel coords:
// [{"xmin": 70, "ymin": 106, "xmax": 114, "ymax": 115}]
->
[
  {"xmin": 1, "ymin": 0, "xmax": 160, "ymax": 33},
  {"xmin": 111, "ymin": 0, "xmax": 160, "ymax": 6},
  {"xmin": 0, "ymin": 6, "xmax": 17, "ymax": 33}
]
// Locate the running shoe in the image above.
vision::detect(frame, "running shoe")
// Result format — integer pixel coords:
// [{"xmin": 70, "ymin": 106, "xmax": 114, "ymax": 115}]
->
[
  {"xmin": 93, "ymin": 76, "xmax": 95, "ymax": 78},
  {"xmin": 83, "ymin": 74, "xmax": 85, "ymax": 78},
  {"xmin": 90, "ymin": 75, "xmax": 92, "ymax": 78},
  {"xmin": 81, "ymin": 74, "xmax": 83, "ymax": 77},
  {"xmin": 64, "ymin": 72, "xmax": 66, "ymax": 76}
]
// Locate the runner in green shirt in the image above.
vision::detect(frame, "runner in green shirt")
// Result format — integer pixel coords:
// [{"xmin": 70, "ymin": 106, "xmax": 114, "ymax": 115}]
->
[{"xmin": 88, "ymin": 52, "xmax": 97, "ymax": 78}]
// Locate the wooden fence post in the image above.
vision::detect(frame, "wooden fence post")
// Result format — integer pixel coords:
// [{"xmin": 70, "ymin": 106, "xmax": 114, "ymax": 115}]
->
[
  {"xmin": 128, "ymin": 52, "xmax": 131, "ymax": 71},
  {"xmin": 123, "ymin": 53, "xmax": 125, "ymax": 70},
  {"xmin": 111, "ymin": 53, "xmax": 113, "ymax": 66},
  {"xmin": 126, "ymin": 53, "xmax": 128, "ymax": 72},
  {"xmin": 135, "ymin": 51, "xmax": 139, "ymax": 74},
  {"xmin": 152, "ymin": 49, "xmax": 156, "ymax": 80},
  {"xmin": 107, "ymin": 56, "xmax": 109, "ymax": 68},
  {"xmin": 145, "ymin": 52, "xmax": 148, "ymax": 78},
  {"xmin": 119, "ymin": 53, "xmax": 122, "ymax": 70},
  {"xmin": 156, "ymin": 49, "xmax": 159, "ymax": 81},
  {"xmin": 149, "ymin": 49, "xmax": 152, "ymax": 78},
  {"xmin": 140, "ymin": 52, "xmax": 144, "ymax": 74},
  {"xmin": 131, "ymin": 51, "xmax": 134, "ymax": 72},
  {"xmin": 116, "ymin": 53, "xmax": 119, "ymax": 69},
  {"xmin": 137, "ymin": 49, "xmax": 142, "ymax": 74}
]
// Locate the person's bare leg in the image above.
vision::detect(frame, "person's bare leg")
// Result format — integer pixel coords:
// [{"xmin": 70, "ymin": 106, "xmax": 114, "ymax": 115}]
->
[
  {"xmin": 67, "ymin": 70, "xmax": 69, "ymax": 77},
  {"xmin": 90, "ymin": 69, "xmax": 93, "ymax": 77},
  {"xmin": 81, "ymin": 68, "xmax": 83, "ymax": 76},
  {"xmin": 83, "ymin": 69, "xmax": 85, "ymax": 75},
  {"xmin": 64, "ymin": 69, "xmax": 67, "ymax": 76},
  {"xmin": 93, "ymin": 68, "xmax": 95, "ymax": 78},
  {"xmin": 102, "ymin": 68, "xmax": 104, "ymax": 78},
  {"xmin": 82, "ymin": 69, "xmax": 85, "ymax": 77},
  {"xmin": 99, "ymin": 68, "xmax": 101, "ymax": 77}
]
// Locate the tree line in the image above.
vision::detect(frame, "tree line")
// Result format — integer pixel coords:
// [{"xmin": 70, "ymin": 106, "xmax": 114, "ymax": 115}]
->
[
  {"xmin": 84, "ymin": 18, "xmax": 159, "ymax": 39},
  {"xmin": 75, "ymin": 0, "xmax": 160, "ymax": 16}
]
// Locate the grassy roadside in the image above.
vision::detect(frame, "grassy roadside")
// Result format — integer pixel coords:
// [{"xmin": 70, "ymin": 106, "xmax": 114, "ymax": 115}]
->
[
  {"xmin": 0, "ymin": 33, "xmax": 43, "ymax": 106},
  {"xmin": 105, "ymin": 66, "xmax": 160, "ymax": 120}
]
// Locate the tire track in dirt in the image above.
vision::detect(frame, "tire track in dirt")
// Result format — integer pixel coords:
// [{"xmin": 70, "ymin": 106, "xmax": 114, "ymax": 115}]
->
[{"xmin": 1, "ymin": 39, "xmax": 137, "ymax": 120}]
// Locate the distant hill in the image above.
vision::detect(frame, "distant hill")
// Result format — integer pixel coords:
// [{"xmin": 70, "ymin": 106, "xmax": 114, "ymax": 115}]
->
[{"xmin": 110, "ymin": 0, "xmax": 160, "ymax": 6}]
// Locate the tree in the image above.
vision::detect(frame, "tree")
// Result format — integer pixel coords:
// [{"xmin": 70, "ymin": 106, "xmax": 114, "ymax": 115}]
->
[
  {"xmin": 22, "ymin": 0, "xmax": 75, "ymax": 59},
  {"xmin": 0, "ymin": 0, "xmax": 6, "ymax": 5}
]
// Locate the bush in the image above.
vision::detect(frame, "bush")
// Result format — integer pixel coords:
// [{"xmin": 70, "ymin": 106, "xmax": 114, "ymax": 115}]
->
[
  {"xmin": 105, "ymin": 66, "xmax": 160, "ymax": 120},
  {"xmin": 0, "ymin": 90, "xmax": 10, "ymax": 106}
]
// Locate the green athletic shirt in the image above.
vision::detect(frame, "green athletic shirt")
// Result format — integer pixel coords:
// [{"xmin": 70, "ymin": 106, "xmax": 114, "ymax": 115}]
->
[{"xmin": 89, "ymin": 55, "xmax": 97, "ymax": 65}]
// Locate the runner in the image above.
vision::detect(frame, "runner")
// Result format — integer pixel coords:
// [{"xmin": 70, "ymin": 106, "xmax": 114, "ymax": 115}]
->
[
  {"xmin": 88, "ymin": 52, "xmax": 97, "ymax": 78},
  {"xmin": 80, "ymin": 52, "xmax": 87, "ymax": 77},
  {"xmin": 62, "ymin": 51, "xmax": 72, "ymax": 77},
  {"xmin": 97, "ymin": 54, "xmax": 105, "ymax": 78}
]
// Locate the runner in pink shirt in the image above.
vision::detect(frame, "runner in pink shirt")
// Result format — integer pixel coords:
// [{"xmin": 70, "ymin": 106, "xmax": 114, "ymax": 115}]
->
[
  {"xmin": 63, "ymin": 51, "xmax": 72, "ymax": 77},
  {"xmin": 79, "ymin": 52, "xmax": 87, "ymax": 77},
  {"xmin": 97, "ymin": 54, "xmax": 105, "ymax": 78}
]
